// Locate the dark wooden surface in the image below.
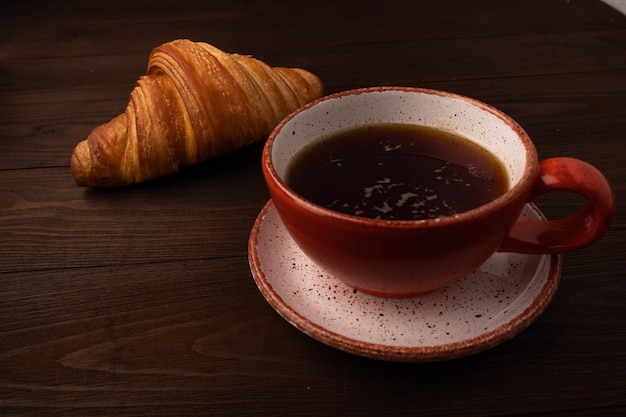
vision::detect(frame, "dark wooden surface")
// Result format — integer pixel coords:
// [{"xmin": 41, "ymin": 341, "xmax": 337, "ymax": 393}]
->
[{"xmin": 1, "ymin": 1, "xmax": 625, "ymax": 416}]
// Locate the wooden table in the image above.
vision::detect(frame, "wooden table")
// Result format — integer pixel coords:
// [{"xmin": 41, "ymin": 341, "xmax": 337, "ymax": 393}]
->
[{"xmin": 1, "ymin": 1, "xmax": 625, "ymax": 415}]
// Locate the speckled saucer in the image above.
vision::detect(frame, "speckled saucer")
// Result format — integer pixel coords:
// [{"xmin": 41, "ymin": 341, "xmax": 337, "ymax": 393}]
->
[{"xmin": 248, "ymin": 201, "xmax": 561, "ymax": 362}]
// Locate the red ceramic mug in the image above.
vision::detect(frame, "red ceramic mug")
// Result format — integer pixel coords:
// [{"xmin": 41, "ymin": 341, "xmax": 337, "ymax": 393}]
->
[{"xmin": 262, "ymin": 87, "xmax": 615, "ymax": 298}]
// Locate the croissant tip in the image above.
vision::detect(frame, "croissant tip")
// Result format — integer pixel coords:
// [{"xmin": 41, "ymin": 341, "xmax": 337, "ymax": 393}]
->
[
  {"xmin": 70, "ymin": 144, "xmax": 89, "ymax": 187},
  {"xmin": 70, "ymin": 139, "xmax": 113, "ymax": 187}
]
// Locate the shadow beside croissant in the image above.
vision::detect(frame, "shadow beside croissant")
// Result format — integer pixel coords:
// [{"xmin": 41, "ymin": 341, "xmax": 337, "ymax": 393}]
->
[{"xmin": 83, "ymin": 141, "xmax": 268, "ymax": 201}]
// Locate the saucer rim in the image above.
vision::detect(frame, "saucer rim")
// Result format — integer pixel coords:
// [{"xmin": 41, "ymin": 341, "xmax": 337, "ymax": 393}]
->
[{"xmin": 248, "ymin": 200, "xmax": 562, "ymax": 362}]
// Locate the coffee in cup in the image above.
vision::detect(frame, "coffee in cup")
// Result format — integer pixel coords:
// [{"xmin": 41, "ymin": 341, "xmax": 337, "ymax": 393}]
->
[
  {"xmin": 285, "ymin": 123, "xmax": 509, "ymax": 221},
  {"xmin": 262, "ymin": 87, "xmax": 614, "ymax": 297}
]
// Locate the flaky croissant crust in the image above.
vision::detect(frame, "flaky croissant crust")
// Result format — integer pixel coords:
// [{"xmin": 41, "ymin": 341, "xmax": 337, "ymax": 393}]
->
[{"xmin": 71, "ymin": 39, "xmax": 324, "ymax": 186}]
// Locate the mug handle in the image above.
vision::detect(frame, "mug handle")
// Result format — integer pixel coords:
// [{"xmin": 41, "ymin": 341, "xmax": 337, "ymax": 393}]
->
[{"xmin": 499, "ymin": 157, "xmax": 615, "ymax": 254}]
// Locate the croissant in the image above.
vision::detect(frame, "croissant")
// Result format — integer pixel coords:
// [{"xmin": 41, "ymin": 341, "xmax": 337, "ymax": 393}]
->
[{"xmin": 70, "ymin": 39, "xmax": 324, "ymax": 186}]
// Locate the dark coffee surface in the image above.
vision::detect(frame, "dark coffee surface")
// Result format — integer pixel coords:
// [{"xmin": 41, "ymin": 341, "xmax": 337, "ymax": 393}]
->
[{"xmin": 286, "ymin": 124, "xmax": 508, "ymax": 220}]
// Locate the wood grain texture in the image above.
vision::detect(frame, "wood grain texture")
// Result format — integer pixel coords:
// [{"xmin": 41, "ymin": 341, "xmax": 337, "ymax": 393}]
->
[{"xmin": 1, "ymin": 0, "xmax": 625, "ymax": 416}]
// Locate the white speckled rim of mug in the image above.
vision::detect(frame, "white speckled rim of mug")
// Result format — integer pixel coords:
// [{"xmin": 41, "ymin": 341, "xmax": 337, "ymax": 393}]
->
[{"xmin": 266, "ymin": 86, "xmax": 538, "ymax": 224}]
